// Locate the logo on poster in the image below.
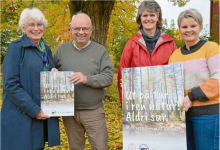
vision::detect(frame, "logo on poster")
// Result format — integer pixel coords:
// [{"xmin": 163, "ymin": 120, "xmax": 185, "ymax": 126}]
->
[
  {"xmin": 139, "ymin": 144, "xmax": 149, "ymax": 150},
  {"xmin": 45, "ymin": 110, "xmax": 50, "ymax": 115},
  {"xmin": 128, "ymin": 143, "xmax": 136, "ymax": 150},
  {"xmin": 51, "ymin": 110, "xmax": 56, "ymax": 115}
]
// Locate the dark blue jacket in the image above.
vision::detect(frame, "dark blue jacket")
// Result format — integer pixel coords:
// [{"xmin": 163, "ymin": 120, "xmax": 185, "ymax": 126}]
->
[{"xmin": 1, "ymin": 35, "xmax": 60, "ymax": 150}]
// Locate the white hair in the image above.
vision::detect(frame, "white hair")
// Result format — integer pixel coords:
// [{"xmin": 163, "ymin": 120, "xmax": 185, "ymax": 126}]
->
[
  {"xmin": 19, "ymin": 8, "xmax": 48, "ymax": 29},
  {"xmin": 71, "ymin": 12, "xmax": 92, "ymax": 26}
]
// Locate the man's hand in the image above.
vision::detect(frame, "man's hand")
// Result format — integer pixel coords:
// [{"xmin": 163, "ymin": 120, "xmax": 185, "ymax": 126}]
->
[
  {"xmin": 70, "ymin": 72, "xmax": 87, "ymax": 84},
  {"xmin": 51, "ymin": 68, "xmax": 58, "ymax": 73},
  {"xmin": 183, "ymin": 95, "xmax": 192, "ymax": 112},
  {"xmin": 36, "ymin": 110, "xmax": 50, "ymax": 120}
]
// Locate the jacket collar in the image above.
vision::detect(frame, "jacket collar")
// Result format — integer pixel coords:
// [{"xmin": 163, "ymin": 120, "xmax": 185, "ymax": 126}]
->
[
  {"xmin": 20, "ymin": 34, "xmax": 36, "ymax": 48},
  {"xmin": 133, "ymin": 31, "xmax": 173, "ymax": 46},
  {"xmin": 135, "ymin": 31, "xmax": 166, "ymax": 47}
]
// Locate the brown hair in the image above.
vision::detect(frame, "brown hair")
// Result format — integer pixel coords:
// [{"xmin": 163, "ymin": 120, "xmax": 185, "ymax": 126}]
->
[{"xmin": 136, "ymin": 0, "xmax": 163, "ymax": 30}]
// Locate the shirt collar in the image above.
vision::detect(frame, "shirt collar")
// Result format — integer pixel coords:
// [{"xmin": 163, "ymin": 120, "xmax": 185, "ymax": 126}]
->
[{"xmin": 72, "ymin": 40, "xmax": 91, "ymax": 50}]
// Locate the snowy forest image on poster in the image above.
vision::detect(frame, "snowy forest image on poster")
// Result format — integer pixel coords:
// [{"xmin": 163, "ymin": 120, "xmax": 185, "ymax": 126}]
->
[
  {"xmin": 40, "ymin": 71, "xmax": 74, "ymax": 117},
  {"xmin": 122, "ymin": 64, "xmax": 186, "ymax": 150}
]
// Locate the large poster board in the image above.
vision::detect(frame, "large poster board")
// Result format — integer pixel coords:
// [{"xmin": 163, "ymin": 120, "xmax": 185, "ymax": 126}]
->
[
  {"xmin": 40, "ymin": 71, "xmax": 74, "ymax": 117},
  {"xmin": 122, "ymin": 64, "xmax": 186, "ymax": 150}
]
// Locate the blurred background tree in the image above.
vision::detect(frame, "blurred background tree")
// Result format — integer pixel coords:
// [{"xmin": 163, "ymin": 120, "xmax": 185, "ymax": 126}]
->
[
  {"xmin": 1, "ymin": 0, "xmax": 214, "ymax": 68},
  {"xmin": 210, "ymin": 0, "xmax": 219, "ymax": 43},
  {"xmin": 69, "ymin": 1, "xmax": 115, "ymax": 46}
]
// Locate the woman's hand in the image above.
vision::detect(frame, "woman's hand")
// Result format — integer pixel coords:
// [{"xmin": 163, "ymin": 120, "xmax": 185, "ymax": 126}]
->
[
  {"xmin": 35, "ymin": 110, "xmax": 50, "ymax": 120},
  {"xmin": 183, "ymin": 95, "xmax": 192, "ymax": 112},
  {"xmin": 51, "ymin": 68, "xmax": 58, "ymax": 73}
]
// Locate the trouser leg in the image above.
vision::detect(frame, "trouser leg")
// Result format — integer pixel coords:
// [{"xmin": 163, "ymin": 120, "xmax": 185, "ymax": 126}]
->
[
  {"xmin": 81, "ymin": 107, "xmax": 108, "ymax": 150},
  {"xmin": 63, "ymin": 114, "xmax": 85, "ymax": 150}
]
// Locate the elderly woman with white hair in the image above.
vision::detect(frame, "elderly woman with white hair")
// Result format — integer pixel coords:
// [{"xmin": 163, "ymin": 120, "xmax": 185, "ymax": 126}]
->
[
  {"xmin": 169, "ymin": 8, "xmax": 219, "ymax": 150},
  {"xmin": 1, "ymin": 8, "xmax": 60, "ymax": 150}
]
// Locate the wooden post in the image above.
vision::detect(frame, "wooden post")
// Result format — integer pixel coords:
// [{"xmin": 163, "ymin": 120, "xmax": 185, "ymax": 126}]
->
[{"xmin": 210, "ymin": 0, "xmax": 219, "ymax": 44}]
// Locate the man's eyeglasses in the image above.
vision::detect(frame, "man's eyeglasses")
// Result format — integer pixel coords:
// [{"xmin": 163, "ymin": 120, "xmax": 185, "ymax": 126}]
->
[
  {"xmin": 70, "ymin": 26, "xmax": 92, "ymax": 33},
  {"xmin": 27, "ymin": 23, "xmax": 43, "ymax": 29}
]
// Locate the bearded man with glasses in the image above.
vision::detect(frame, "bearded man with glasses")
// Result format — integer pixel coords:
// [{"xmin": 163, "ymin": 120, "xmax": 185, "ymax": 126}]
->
[{"xmin": 54, "ymin": 12, "xmax": 114, "ymax": 150}]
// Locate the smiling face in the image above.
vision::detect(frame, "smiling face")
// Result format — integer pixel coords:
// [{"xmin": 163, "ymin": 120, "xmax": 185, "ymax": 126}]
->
[
  {"xmin": 70, "ymin": 14, "xmax": 93, "ymax": 49},
  {"xmin": 141, "ymin": 10, "xmax": 159, "ymax": 35},
  {"xmin": 179, "ymin": 17, "xmax": 201, "ymax": 48},
  {"xmin": 23, "ymin": 19, "xmax": 45, "ymax": 45}
]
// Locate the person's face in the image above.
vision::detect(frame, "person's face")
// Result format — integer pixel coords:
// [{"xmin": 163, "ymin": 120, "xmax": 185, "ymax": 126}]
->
[
  {"xmin": 70, "ymin": 14, "xmax": 93, "ymax": 48},
  {"xmin": 179, "ymin": 17, "xmax": 201, "ymax": 46},
  {"xmin": 141, "ymin": 10, "xmax": 159, "ymax": 33},
  {"xmin": 23, "ymin": 19, "xmax": 45, "ymax": 45}
]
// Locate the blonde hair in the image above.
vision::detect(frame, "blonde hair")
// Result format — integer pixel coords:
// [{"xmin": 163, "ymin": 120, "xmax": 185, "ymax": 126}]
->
[{"xmin": 178, "ymin": 8, "xmax": 203, "ymax": 29}]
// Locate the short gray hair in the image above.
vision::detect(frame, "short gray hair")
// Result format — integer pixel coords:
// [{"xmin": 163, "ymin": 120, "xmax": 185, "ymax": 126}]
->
[
  {"xmin": 19, "ymin": 8, "xmax": 48, "ymax": 29},
  {"xmin": 70, "ymin": 12, "xmax": 92, "ymax": 26},
  {"xmin": 136, "ymin": 0, "xmax": 163, "ymax": 30},
  {"xmin": 177, "ymin": 8, "xmax": 203, "ymax": 29}
]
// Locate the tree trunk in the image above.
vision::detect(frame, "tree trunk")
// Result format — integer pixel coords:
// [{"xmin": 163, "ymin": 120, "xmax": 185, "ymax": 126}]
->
[
  {"xmin": 210, "ymin": 1, "xmax": 219, "ymax": 43},
  {"xmin": 68, "ymin": 1, "xmax": 115, "ymax": 46}
]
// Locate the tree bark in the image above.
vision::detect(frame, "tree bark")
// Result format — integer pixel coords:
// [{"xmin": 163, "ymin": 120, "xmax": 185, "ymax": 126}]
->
[{"xmin": 68, "ymin": 0, "xmax": 115, "ymax": 46}]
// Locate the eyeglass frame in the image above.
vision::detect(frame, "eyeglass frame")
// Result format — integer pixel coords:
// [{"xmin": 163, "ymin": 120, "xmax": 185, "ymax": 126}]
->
[
  {"xmin": 27, "ymin": 23, "xmax": 44, "ymax": 29},
  {"xmin": 69, "ymin": 25, "xmax": 92, "ymax": 33}
]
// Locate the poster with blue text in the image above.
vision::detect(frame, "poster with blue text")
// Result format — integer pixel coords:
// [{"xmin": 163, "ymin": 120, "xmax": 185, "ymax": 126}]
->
[
  {"xmin": 40, "ymin": 71, "xmax": 74, "ymax": 117},
  {"xmin": 122, "ymin": 64, "xmax": 186, "ymax": 150}
]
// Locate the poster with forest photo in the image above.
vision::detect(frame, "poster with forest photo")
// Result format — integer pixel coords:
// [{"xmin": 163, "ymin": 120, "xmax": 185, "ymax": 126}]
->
[
  {"xmin": 122, "ymin": 64, "xmax": 186, "ymax": 150},
  {"xmin": 40, "ymin": 71, "xmax": 74, "ymax": 117}
]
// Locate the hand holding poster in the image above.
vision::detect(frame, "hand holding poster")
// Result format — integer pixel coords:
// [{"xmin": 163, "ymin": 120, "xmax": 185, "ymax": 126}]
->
[
  {"xmin": 40, "ymin": 71, "xmax": 74, "ymax": 117},
  {"xmin": 122, "ymin": 64, "xmax": 186, "ymax": 150}
]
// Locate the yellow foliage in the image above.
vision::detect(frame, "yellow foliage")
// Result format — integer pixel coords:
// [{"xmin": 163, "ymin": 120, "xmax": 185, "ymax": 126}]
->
[
  {"xmin": 173, "ymin": 28, "xmax": 183, "ymax": 41},
  {"xmin": 213, "ymin": 0, "xmax": 220, "ymax": 6},
  {"xmin": 107, "ymin": 1, "xmax": 139, "ymax": 68},
  {"xmin": 1, "ymin": 1, "xmax": 71, "ymax": 54}
]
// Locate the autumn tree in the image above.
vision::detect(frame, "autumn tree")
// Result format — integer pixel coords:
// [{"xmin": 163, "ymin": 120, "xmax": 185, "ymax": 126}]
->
[
  {"xmin": 168, "ymin": 0, "xmax": 190, "ymax": 7},
  {"xmin": 106, "ymin": 0, "xmax": 138, "ymax": 68},
  {"xmin": 0, "ymin": 1, "xmax": 71, "ymax": 63},
  {"xmin": 1, "ymin": 1, "xmax": 23, "ymax": 63},
  {"xmin": 68, "ymin": 1, "xmax": 115, "ymax": 46},
  {"xmin": 210, "ymin": 0, "xmax": 219, "ymax": 43},
  {"xmin": 1, "ymin": 1, "xmax": 116, "ymax": 63}
]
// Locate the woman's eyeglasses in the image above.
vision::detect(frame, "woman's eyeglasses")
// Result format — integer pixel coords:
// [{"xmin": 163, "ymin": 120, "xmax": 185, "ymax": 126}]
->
[{"xmin": 27, "ymin": 23, "xmax": 43, "ymax": 29}]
